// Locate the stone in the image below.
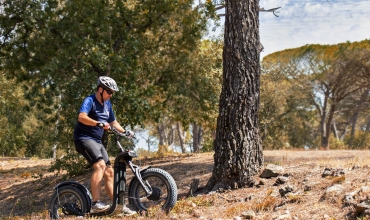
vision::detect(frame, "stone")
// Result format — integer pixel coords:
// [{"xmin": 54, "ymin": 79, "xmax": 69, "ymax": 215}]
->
[
  {"xmin": 260, "ymin": 164, "xmax": 285, "ymax": 178},
  {"xmin": 241, "ymin": 210, "xmax": 256, "ymax": 219}
]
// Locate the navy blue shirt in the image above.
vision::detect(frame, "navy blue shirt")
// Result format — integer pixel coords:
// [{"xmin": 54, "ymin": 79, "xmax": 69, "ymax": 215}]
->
[{"xmin": 73, "ymin": 94, "xmax": 116, "ymax": 143}]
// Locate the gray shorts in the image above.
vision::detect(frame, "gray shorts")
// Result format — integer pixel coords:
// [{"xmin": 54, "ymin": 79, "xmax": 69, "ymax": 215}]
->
[{"xmin": 74, "ymin": 139, "xmax": 111, "ymax": 166}]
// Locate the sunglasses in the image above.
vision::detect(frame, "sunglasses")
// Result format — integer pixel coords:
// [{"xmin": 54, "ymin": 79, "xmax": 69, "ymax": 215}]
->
[{"xmin": 105, "ymin": 90, "xmax": 114, "ymax": 95}]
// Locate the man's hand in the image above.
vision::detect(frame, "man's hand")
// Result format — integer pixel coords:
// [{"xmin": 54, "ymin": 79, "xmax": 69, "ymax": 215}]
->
[
  {"xmin": 124, "ymin": 130, "xmax": 135, "ymax": 138},
  {"xmin": 97, "ymin": 122, "xmax": 110, "ymax": 130}
]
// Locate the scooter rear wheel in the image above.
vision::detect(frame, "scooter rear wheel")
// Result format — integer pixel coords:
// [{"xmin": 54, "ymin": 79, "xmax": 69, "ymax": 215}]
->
[{"xmin": 49, "ymin": 185, "xmax": 88, "ymax": 219}]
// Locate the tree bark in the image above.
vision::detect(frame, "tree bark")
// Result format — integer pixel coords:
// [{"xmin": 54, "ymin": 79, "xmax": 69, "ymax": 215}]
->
[
  {"xmin": 349, "ymin": 89, "xmax": 369, "ymax": 147},
  {"xmin": 176, "ymin": 122, "xmax": 187, "ymax": 153},
  {"xmin": 366, "ymin": 119, "xmax": 370, "ymax": 131},
  {"xmin": 332, "ymin": 118, "xmax": 338, "ymax": 140},
  {"xmin": 339, "ymin": 123, "xmax": 349, "ymax": 141},
  {"xmin": 320, "ymin": 94, "xmax": 329, "ymax": 149},
  {"xmin": 156, "ymin": 123, "xmax": 168, "ymax": 153},
  {"xmin": 192, "ymin": 122, "xmax": 203, "ymax": 153},
  {"xmin": 206, "ymin": 0, "xmax": 263, "ymax": 191},
  {"xmin": 322, "ymin": 103, "xmax": 337, "ymax": 150},
  {"xmin": 192, "ymin": 123, "xmax": 199, "ymax": 152}
]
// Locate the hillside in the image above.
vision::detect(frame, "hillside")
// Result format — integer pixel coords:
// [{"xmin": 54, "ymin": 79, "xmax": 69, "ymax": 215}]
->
[{"xmin": 1, "ymin": 150, "xmax": 370, "ymax": 219}]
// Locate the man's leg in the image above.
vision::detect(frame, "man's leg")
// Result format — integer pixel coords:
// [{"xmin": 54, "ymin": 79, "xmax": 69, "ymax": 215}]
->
[
  {"xmin": 104, "ymin": 165, "xmax": 114, "ymax": 201},
  {"xmin": 91, "ymin": 160, "xmax": 106, "ymax": 202}
]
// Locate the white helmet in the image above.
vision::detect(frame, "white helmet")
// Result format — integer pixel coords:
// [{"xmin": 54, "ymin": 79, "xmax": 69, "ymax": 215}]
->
[{"xmin": 97, "ymin": 76, "xmax": 119, "ymax": 91}]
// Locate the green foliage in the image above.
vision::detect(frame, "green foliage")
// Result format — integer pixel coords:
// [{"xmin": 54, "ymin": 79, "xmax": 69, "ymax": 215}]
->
[
  {"xmin": 259, "ymin": 63, "xmax": 316, "ymax": 149},
  {"xmin": 344, "ymin": 131, "xmax": 370, "ymax": 149},
  {"xmin": 328, "ymin": 135, "xmax": 346, "ymax": 150},
  {"xmin": 49, "ymin": 152, "xmax": 89, "ymax": 178},
  {"xmin": 201, "ymin": 134, "xmax": 215, "ymax": 152},
  {"xmin": 0, "ymin": 74, "xmax": 55, "ymax": 157},
  {"xmin": 0, "ymin": 0, "xmax": 221, "ymax": 161}
]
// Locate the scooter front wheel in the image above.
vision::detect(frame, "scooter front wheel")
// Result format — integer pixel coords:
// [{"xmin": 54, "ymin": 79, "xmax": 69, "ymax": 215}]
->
[
  {"xmin": 128, "ymin": 168, "xmax": 177, "ymax": 213},
  {"xmin": 49, "ymin": 185, "xmax": 88, "ymax": 219}
]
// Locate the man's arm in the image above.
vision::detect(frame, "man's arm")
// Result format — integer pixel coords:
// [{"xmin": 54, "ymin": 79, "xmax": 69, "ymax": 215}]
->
[
  {"xmin": 78, "ymin": 112, "xmax": 110, "ymax": 129},
  {"xmin": 110, "ymin": 120, "xmax": 125, "ymax": 133}
]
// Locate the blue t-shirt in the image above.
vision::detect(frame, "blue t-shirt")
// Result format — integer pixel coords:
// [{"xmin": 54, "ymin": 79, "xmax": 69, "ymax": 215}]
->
[{"xmin": 73, "ymin": 94, "xmax": 116, "ymax": 143}]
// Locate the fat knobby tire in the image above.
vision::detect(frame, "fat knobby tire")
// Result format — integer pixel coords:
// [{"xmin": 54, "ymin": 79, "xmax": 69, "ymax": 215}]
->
[
  {"xmin": 49, "ymin": 185, "xmax": 88, "ymax": 219},
  {"xmin": 128, "ymin": 168, "xmax": 177, "ymax": 212}
]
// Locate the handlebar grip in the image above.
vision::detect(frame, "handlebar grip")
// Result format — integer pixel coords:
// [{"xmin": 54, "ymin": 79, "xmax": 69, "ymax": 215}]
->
[
  {"xmin": 109, "ymin": 127, "xmax": 125, "ymax": 137},
  {"xmin": 109, "ymin": 127, "xmax": 136, "ymax": 139},
  {"xmin": 97, "ymin": 122, "xmax": 105, "ymax": 127}
]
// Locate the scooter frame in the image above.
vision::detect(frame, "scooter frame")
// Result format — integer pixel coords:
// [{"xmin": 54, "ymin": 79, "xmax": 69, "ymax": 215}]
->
[{"xmin": 51, "ymin": 129, "xmax": 154, "ymax": 217}]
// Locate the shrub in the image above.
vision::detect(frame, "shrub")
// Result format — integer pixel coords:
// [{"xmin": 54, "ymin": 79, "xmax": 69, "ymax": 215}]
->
[
  {"xmin": 49, "ymin": 152, "xmax": 89, "ymax": 178},
  {"xmin": 344, "ymin": 131, "xmax": 370, "ymax": 149}
]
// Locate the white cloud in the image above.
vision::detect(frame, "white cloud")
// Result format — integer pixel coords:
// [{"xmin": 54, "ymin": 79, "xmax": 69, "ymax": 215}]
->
[
  {"xmin": 206, "ymin": 0, "xmax": 370, "ymax": 59},
  {"xmin": 259, "ymin": 0, "xmax": 370, "ymax": 58}
]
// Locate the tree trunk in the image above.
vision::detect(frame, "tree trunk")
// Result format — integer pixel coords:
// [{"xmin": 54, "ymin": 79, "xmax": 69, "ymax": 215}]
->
[
  {"xmin": 320, "ymin": 96, "xmax": 329, "ymax": 149},
  {"xmin": 323, "ymin": 103, "xmax": 337, "ymax": 150},
  {"xmin": 339, "ymin": 119, "xmax": 350, "ymax": 141},
  {"xmin": 366, "ymin": 119, "xmax": 370, "ymax": 131},
  {"xmin": 156, "ymin": 123, "xmax": 169, "ymax": 153},
  {"xmin": 176, "ymin": 122, "xmax": 187, "ymax": 153},
  {"xmin": 167, "ymin": 124, "xmax": 175, "ymax": 151},
  {"xmin": 206, "ymin": 0, "xmax": 263, "ymax": 191},
  {"xmin": 192, "ymin": 123, "xmax": 199, "ymax": 152},
  {"xmin": 52, "ymin": 144, "xmax": 57, "ymax": 160},
  {"xmin": 349, "ymin": 89, "xmax": 369, "ymax": 147},
  {"xmin": 192, "ymin": 122, "xmax": 202, "ymax": 153},
  {"xmin": 156, "ymin": 123, "xmax": 166, "ymax": 146},
  {"xmin": 198, "ymin": 125, "xmax": 203, "ymax": 150},
  {"xmin": 332, "ymin": 118, "xmax": 338, "ymax": 140}
]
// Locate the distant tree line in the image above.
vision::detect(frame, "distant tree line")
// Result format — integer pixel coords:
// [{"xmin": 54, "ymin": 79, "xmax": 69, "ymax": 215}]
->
[{"xmin": 261, "ymin": 40, "xmax": 370, "ymax": 150}]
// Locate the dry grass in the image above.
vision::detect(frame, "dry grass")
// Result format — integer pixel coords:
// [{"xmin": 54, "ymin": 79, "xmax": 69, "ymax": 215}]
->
[{"xmin": 1, "ymin": 150, "xmax": 370, "ymax": 219}]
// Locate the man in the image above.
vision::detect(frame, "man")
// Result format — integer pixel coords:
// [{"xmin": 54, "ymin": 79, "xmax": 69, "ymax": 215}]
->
[{"xmin": 73, "ymin": 76, "xmax": 136, "ymax": 215}]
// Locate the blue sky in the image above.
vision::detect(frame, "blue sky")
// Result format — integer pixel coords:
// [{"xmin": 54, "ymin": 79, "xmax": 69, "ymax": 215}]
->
[{"xmin": 208, "ymin": 0, "xmax": 370, "ymax": 59}]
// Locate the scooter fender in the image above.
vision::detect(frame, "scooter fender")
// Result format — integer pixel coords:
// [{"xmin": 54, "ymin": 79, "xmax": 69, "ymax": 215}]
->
[{"xmin": 54, "ymin": 180, "xmax": 92, "ymax": 210}]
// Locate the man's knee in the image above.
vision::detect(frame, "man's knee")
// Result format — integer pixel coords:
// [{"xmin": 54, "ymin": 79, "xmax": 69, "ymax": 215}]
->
[
  {"xmin": 104, "ymin": 166, "xmax": 114, "ymax": 178},
  {"xmin": 93, "ymin": 160, "xmax": 106, "ymax": 171}
]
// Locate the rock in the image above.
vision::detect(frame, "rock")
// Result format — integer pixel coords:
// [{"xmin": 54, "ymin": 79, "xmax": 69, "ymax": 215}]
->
[
  {"xmin": 260, "ymin": 164, "xmax": 285, "ymax": 178},
  {"xmin": 192, "ymin": 209, "xmax": 201, "ymax": 218},
  {"xmin": 241, "ymin": 210, "xmax": 256, "ymax": 219},
  {"xmin": 326, "ymin": 185, "xmax": 344, "ymax": 194},
  {"xmin": 355, "ymin": 201, "xmax": 370, "ymax": 213},
  {"xmin": 343, "ymin": 190, "xmax": 358, "ymax": 206},
  {"xmin": 274, "ymin": 210, "xmax": 291, "ymax": 220},
  {"xmin": 361, "ymin": 186, "xmax": 370, "ymax": 194},
  {"xmin": 279, "ymin": 185, "xmax": 296, "ymax": 197},
  {"xmin": 252, "ymin": 177, "xmax": 266, "ymax": 187},
  {"xmin": 320, "ymin": 185, "xmax": 344, "ymax": 202},
  {"xmin": 322, "ymin": 168, "xmax": 345, "ymax": 178},
  {"xmin": 274, "ymin": 176, "xmax": 289, "ymax": 186},
  {"xmin": 303, "ymin": 184, "xmax": 312, "ymax": 192},
  {"xmin": 364, "ymin": 209, "xmax": 370, "ymax": 217},
  {"xmin": 188, "ymin": 178, "xmax": 200, "ymax": 197}
]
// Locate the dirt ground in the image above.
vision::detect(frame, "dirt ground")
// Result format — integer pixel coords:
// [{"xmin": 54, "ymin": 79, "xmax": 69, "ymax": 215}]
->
[{"xmin": 1, "ymin": 150, "xmax": 370, "ymax": 219}]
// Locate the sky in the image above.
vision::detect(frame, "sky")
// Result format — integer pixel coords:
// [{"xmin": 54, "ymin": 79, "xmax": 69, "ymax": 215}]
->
[{"xmin": 208, "ymin": 0, "xmax": 370, "ymax": 59}]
